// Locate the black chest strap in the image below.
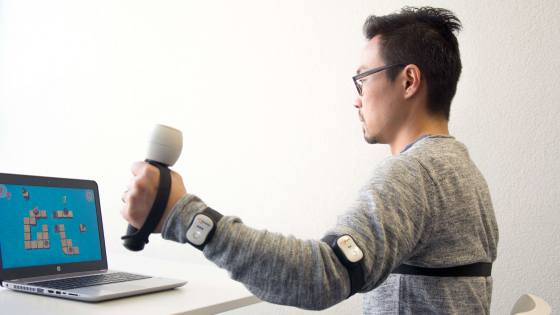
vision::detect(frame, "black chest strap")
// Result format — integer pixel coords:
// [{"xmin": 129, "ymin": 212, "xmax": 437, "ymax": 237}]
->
[
  {"xmin": 322, "ymin": 236, "xmax": 492, "ymax": 298},
  {"xmin": 392, "ymin": 262, "xmax": 492, "ymax": 277}
]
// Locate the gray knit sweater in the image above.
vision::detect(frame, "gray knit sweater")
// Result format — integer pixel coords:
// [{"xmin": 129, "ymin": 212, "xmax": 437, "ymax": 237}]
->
[{"xmin": 161, "ymin": 135, "xmax": 499, "ymax": 314}]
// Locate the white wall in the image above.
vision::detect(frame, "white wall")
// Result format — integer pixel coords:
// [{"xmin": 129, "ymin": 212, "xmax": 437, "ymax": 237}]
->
[{"xmin": 0, "ymin": 0, "xmax": 558, "ymax": 313}]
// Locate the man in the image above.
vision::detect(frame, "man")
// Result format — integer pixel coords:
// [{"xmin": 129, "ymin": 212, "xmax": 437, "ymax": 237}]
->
[{"xmin": 121, "ymin": 7, "xmax": 498, "ymax": 314}]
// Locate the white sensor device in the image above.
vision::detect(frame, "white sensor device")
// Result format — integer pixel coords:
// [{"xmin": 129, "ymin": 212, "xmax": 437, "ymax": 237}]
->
[
  {"xmin": 145, "ymin": 124, "xmax": 183, "ymax": 167},
  {"xmin": 335, "ymin": 235, "xmax": 363, "ymax": 264},
  {"xmin": 186, "ymin": 214, "xmax": 215, "ymax": 246}
]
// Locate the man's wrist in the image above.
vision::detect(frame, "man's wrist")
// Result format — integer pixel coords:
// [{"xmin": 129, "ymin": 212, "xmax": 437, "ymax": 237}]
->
[{"xmin": 161, "ymin": 194, "xmax": 209, "ymax": 243}]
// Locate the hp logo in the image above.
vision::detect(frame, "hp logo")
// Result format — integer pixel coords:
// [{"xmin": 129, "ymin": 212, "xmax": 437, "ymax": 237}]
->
[{"xmin": 57, "ymin": 266, "xmax": 61, "ymax": 272}]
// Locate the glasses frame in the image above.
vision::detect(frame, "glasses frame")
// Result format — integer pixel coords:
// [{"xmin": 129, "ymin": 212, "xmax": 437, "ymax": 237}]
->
[{"xmin": 353, "ymin": 64, "xmax": 407, "ymax": 95}]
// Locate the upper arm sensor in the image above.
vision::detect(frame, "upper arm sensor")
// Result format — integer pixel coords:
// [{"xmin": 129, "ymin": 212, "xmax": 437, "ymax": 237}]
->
[
  {"xmin": 332, "ymin": 235, "xmax": 364, "ymax": 266},
  {"xmin": 321, "ymin": 234, "xmax": 365, "ymax": 298}
]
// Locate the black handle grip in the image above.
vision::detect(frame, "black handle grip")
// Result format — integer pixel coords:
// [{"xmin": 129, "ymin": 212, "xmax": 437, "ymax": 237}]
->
[
  {"xmin": 121, "ymin": 160, "xmax": 172, "ymax": 251},
  {"xmin": 123, "ymin": 225, "xmax": 144, "ymax": 251}
]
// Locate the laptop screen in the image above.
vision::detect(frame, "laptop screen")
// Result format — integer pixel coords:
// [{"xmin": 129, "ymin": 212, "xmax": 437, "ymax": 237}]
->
[
  {"xmin": 0, "ymin": 173, "xmax": 107, "ymax": 282},
  {"xmin": 0, "ymin": 184, "xmax": 102, "ymax": 269}
]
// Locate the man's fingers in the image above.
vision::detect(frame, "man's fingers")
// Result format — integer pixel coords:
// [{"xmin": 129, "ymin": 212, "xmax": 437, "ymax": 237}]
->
[
  {"xmin": 119, "ymin": 205, "xmax": 141, "ymax": 229},
  {"xmin": 119, "ymin": 204, "xmax": 130, "ymax": 223},
  {"xmin": 128, "ymin": 160, "xmax": 160, "ymax": 200},
  {"xmin": 123, "ymin": 160, "xmax": 174, "ymax": 233},
  {"xmin": 130, "ymin": 161, "xmax": 149, "ymax": 176},
  {"xmin": 131, "ymin": 161, "xmax": 160, "ymax": 181},
  {"xmin": 125, "ymin": 174, "xmax": 136, "ymax": 191}
]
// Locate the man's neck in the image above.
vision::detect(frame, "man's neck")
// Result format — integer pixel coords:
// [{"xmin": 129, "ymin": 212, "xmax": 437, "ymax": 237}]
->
[{"xmin": 389, "ymin": 116, "xmax": 450, "ymax": 155}]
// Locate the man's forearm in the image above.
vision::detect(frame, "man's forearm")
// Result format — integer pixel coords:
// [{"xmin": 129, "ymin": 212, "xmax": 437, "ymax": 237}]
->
[{"xmin": 161, "ymin": 194, "xmax": 351, "ymax": 310}]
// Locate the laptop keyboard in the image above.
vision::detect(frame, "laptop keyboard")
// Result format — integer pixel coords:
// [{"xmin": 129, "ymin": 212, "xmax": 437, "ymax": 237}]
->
[{"xmin": 28, "ymin": 272, "xmax": 151, "ymax": 290}]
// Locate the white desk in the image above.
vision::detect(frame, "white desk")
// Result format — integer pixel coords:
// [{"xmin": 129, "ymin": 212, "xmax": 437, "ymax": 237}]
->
[{"xmin": 0, "ymin": 252, "xmax": 261, "ymax": 314}]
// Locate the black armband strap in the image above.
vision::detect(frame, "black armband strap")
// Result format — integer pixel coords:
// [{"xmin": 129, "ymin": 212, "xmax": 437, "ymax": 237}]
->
[
  {"xmin": 322, "ymin": 235, "xmax": 365, "ymax": 298},
  {"xmin": 185, "ymin": 207, "xmax": 223, "ymax": 251},
  {"xmin": 392, "ymin": 262, "xmax": 492, "ymax": 277}
]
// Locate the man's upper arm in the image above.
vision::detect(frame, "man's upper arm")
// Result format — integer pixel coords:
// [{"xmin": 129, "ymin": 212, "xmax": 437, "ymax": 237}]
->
[{"xmin": 325, "ymin": 156, "xmax": 436, "ymax": 292}]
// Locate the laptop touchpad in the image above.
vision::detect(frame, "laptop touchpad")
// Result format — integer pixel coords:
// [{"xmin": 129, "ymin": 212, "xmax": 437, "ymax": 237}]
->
[{"xmin": 94, "ymin": 283, "xmax": 145, "ymax": 292}]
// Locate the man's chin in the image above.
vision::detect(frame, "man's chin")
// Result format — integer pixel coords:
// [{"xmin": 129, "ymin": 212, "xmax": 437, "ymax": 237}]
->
[{"xmin": 363, "ymin": 130, "xmax": 380, "ymax": 144}]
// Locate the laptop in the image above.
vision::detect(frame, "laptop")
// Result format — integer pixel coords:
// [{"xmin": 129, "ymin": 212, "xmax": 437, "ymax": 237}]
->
[{"xmin": 0, "ymin": 172, "xmax": 187, "ymax": 302}]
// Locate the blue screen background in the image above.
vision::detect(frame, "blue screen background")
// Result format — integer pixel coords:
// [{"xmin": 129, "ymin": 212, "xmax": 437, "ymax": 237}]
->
[{"xmin": 0, "ymin": 184, "xmax": 102, "ymax": 269}]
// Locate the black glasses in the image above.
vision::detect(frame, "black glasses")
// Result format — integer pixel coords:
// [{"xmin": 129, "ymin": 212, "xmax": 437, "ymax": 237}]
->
[{"xmin": 353, "ymin": 64, "xmax": 407, "ymax": 95}]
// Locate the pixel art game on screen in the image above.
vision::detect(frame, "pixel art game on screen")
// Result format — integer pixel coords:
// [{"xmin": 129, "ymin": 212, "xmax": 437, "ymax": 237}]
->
[{"xmin": 0, "ymin": 184, "xmax": 102, "ymax": 269}]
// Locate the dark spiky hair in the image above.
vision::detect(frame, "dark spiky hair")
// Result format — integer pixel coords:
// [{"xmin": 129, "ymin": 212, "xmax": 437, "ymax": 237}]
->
[{"xmin": 363, "ymin": 7, "xmax": 462, "ymax": 120}]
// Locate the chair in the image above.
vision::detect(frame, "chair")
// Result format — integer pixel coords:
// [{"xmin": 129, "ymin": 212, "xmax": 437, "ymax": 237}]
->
[{"xmin": 511, "ymin": 294, "xmax": 552, "ymax": 315}]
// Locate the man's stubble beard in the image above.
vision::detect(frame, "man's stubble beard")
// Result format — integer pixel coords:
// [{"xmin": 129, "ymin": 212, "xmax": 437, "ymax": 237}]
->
[
  {"xmin": 360, "ymin": 110, "xmax": 381, "ymax": 144},
  {"xmin": 364, "ymin": 128, "xmax": 380, "ymax": 144}
]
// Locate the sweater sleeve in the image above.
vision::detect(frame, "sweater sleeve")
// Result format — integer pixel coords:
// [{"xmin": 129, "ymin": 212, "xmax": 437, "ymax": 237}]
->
[{"xmin": 161, "ymin": 156, "xmax": 435, "ymax": 310}]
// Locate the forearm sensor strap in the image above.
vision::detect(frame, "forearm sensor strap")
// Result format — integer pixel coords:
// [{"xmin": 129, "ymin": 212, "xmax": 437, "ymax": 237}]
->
[
  {"xmin": 186, "ymin": 207, "xmax": 223, "ymax": 251},
  {"xmin": 322, "ymin": 235, "xmax": 365, "ymax": 298}
]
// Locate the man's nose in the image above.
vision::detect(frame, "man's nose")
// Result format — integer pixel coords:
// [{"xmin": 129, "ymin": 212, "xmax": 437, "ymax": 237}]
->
[{"xmin": 353, "ymin": 94, "xmax": 362, "ymax": 109}]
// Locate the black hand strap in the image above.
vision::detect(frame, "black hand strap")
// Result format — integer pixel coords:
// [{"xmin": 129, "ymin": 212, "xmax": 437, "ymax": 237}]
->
[
  {"xmin": 392, "ymin": 262, "xmax": 492, "ymax": 277},
  {"xmin": 121, "ymin": 160, "xmax": 172, "ymax": 251},
  {"xmin": 321, "ymin": 235, "xmax": 364, "ymax": 298}
]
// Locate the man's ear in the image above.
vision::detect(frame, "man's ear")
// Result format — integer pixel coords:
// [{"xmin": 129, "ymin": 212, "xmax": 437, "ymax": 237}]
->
[{"xmin": 403, "ymin": 64, "xmax": 422, "ymax": 99}]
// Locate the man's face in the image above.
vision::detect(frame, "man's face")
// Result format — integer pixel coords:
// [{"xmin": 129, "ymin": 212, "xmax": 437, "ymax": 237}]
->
[{"xmin": 354, "ymin": 36, "xmax": 404, "ymax": 144}]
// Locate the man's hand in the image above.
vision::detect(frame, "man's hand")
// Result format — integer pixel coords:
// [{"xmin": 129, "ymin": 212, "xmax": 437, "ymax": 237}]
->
[{"xmin": 120, "ymin": 161, "xmax": 187, "ymax": 233}]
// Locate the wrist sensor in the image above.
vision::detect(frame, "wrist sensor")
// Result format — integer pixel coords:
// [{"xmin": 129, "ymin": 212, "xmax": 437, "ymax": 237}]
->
[{"xmin": 186, "ymin": 207, "xmax": 223, "ymax": 250}]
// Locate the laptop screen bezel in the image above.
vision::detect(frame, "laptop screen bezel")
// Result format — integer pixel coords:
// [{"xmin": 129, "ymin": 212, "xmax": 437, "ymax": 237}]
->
[{"xmin": 0, "ymin": 173, "xmax": 107, "ymax": 283}]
